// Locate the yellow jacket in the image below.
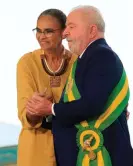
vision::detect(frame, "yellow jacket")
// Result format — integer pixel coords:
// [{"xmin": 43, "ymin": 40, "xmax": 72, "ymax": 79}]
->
[{"xmin": 16, "ymin": 49, "xmax": 77, "ymax": 166}]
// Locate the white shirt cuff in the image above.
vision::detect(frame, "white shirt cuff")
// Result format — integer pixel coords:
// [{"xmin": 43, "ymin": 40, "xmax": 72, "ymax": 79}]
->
[{"xmin": 52, "ymin": 103, "xmax": 55, "ymax": 116}]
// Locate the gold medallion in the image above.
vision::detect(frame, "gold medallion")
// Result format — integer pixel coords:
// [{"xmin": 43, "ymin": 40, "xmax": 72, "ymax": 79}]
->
[
  {"xmin": 50, "ymin": 76, "xmax": 61, "ymax": 87},
  {"xmin": 88, "ymin": 151, "xmax": 96, "ymax": 160}
]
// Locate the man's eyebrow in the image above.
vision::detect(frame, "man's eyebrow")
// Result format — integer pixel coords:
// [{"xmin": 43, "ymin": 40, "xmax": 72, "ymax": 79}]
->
[{"xmin": 66, "ymin": 22, "xmax": 76, "ymax": 26}]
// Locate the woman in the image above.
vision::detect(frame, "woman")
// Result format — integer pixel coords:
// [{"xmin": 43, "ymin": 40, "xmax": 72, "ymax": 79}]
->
[{"xmin": 16, "ymin": 9, "xmax": 77, "ymax": 166}]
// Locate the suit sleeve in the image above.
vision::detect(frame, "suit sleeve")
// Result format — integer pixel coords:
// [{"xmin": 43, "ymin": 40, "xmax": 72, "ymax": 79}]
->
[
  {"xmin": 54, "ymin": 49, "xmax": 123, "ymax": 126},
  {"xmin": 17, "ymin": 57, "xmax": 42, "ymax": 129}
]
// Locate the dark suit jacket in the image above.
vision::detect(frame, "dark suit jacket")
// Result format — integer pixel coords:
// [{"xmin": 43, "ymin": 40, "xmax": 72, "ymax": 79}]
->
[{"xmin": 52, "ymin": 38, "xmax": 133, "ymax": 166}]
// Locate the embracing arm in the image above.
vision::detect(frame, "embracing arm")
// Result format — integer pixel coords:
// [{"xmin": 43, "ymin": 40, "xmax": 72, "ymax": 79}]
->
[{"xmin": 17, "ymin": 56, "xmax": 42, "ymax": 128}]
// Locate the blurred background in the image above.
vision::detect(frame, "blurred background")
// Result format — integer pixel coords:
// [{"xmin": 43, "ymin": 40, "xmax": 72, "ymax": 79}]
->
[{"xmin": 0, "ymin": 0, "xmax": 132, "ymax": 165}]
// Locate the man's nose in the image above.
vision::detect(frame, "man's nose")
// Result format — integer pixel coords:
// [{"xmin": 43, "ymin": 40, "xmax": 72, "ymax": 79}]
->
[{"xmin": 62, "ymin": 28, "xmax": 69, "ymax": 39}]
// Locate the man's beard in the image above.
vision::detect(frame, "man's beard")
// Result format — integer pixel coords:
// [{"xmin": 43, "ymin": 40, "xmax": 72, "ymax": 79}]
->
[
  {"xmin": 68, "ymin": 42, "xmax": 76, "ymax": 53},
  {"xmin": 69, "ymin": 43, "xmax": 80, "ymax": 55}
]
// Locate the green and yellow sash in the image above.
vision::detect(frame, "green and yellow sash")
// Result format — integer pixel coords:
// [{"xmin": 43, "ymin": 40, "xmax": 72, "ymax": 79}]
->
[{"xmin": 63, "ymin": 60, "xmax": 129, "ymax": 166}]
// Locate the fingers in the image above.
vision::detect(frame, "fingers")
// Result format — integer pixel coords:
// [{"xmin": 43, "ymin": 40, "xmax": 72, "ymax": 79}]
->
[
  {"xmin": 126, "ymin": 111, "xmax": 130, "ymax": 120},
  {"xmin": 28, "ymin": 98, "xmax": 38, "ymax": 105},
  {"xmin": 32, "ymin": 92, "xmax": 45, "ymax": 100},
  {"xmin": 26, "ymin": 99, "xmax": 37, "ymax": 114},
  {"xmin": 32, "ymin": 90, "xmax": 53, "ymax": 103},
  {"xmin": 26, "ymin": 91, "xmax": 52, "ymax": 116},
  {"xmin": 32, "ymin": 93, "xmax": 51, "ymax": 102},
  {"xmin": 26, "ymin": 109, "xmax": 36, "ymax": 115},
  {"xmin": 46, "ymin": 96, "xmax": 54, "ymax": 102}
]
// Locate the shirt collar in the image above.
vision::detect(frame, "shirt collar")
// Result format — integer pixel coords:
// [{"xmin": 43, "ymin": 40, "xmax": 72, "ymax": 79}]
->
[{"xmin": 79, "ymin": 40, "xmax": 95, "ymax": 59}]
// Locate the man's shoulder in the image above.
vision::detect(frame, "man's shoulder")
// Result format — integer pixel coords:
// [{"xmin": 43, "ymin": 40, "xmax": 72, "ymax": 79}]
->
[
  {"xmin": 82, "ymin": 42, "xmax": 123, "ymax": 74},
  {"xmin": 93, "ymin": 43, "xmax": 113, "ymax": 54},
  {"xmin": 90, "ymin": 43, "xmax": 120, "ymax": 63}
]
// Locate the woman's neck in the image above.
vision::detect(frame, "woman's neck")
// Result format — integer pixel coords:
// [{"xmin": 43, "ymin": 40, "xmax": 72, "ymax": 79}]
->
[
  {"xmin": 43, "ymin": 45, "xmax": 65, "ymax": 72},
  {"xmin": 44, "ymin": 45, "xmax": 64, "ymax": 62}
]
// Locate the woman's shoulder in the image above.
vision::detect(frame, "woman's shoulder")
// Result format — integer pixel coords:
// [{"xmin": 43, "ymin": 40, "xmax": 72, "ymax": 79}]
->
[
  {"xmin": 64, "ymin": 49, "xmax": 78, "ymax": 63},
  {"xmin": 17, "ymin": 49, "xmax": 42, "ymax": 66}
]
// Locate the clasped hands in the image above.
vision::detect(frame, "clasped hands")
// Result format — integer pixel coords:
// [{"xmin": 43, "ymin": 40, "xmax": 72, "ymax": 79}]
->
[{"xmin": 26, "ymin": 92, "xmax": 53, "ymax": 117}]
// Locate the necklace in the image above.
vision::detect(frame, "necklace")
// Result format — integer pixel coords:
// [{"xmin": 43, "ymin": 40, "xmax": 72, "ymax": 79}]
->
[{"xmin": 40, "ymin": 49, "xmax": 70, "ymax": 87}]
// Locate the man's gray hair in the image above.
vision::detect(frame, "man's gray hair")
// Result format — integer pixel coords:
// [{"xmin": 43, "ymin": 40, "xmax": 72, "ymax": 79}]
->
[{"xmin": 71, "ymin": 5, "xmax": 105, "ymax": 32}]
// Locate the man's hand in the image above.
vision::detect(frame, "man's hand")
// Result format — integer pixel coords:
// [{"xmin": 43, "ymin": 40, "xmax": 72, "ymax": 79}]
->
[
  {"xmin": 26, "ymin": 93, "xmax": 53, "ymax": 116},
  {"xmin": 26, "ymin": 110, "xmax": 42, "ymax": 126},
  {"xmin": 126, "ymin": 111, "xmax": 130, "ymax": 120}
]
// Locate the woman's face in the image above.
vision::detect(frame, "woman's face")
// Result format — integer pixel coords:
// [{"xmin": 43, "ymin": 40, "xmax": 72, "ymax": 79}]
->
[{"xmin": 36, "ymin": 15, "xmax": 63, "ymax": 51}]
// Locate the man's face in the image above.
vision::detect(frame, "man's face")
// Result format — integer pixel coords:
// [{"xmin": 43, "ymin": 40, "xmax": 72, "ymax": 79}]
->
[
  {"xmin": 63, "ymin": 10, "xmax": 91, "ymax": 55},
  {"xmin": 36, "ymin": 15, "xmax": 63, "ymax": 51}
]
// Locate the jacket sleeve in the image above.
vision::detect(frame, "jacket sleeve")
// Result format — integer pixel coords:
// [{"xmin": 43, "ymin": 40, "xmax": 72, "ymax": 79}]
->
[
  {"xmin": 54, "ymin": 49, "xmax": 123, "ymax": 126},
  {"xmin": 16, "ymin": 56, "xmax": 42, "ymax": 129}
]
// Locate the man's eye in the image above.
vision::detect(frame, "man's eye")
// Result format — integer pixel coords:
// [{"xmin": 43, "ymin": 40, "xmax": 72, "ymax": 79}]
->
[{"xmin": 69, "ymin": 26, "xmax": 75, "ymax": 29}]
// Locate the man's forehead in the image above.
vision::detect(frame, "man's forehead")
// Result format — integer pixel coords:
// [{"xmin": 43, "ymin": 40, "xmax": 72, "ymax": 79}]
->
[
  {"xmin": 66, "ymin": 11, "xmax": 88, "ymax": 26},
  {"xmin": 66, "ymin": 11, "xmax": 80, "ymax": 24},
  {"xmin": 67, "ymin": 10, "xmax": 79, "ymax": 18}
]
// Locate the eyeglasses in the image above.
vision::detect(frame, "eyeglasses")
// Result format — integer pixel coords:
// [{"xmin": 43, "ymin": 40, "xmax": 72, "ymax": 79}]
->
[{"xmin": 32, "ymin": 27, "xmax": 61, "ymax": 38}]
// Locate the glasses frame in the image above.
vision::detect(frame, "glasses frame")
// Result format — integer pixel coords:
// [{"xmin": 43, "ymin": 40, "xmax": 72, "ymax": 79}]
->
[{"xmin": 32, "ymin": 27, "xmax": 61, "ymax": 38}]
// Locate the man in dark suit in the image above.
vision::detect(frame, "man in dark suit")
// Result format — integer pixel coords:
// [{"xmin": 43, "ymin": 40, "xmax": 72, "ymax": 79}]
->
[{"xmin": 26, "ymin": 5, "xmax": 133, "ymax": 166}]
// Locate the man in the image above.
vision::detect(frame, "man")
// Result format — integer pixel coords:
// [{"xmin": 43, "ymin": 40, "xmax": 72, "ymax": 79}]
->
[{"xmin": 26, "ymin": 5, "xmax": 133, "ymax": 166}]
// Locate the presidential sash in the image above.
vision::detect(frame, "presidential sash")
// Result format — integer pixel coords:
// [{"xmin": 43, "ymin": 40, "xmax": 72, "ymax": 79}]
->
[{"xmin": 63, "ymin": 60, "xmax": 129, "ymax": 166}]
